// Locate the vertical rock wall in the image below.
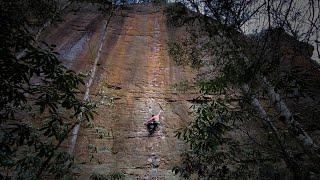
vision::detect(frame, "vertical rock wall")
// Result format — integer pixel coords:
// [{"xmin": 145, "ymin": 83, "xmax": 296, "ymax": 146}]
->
[{"xmin": 43, "ymin": 3, "xmax": 197, "ymax": 179}]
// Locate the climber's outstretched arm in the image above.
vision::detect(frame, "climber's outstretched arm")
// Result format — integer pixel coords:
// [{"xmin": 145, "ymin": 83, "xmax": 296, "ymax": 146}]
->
[
  {"xmin": 156, "ymin": 110, "xmax": 163, "ymax": 116},
  {"xmin": 144, "ymin": 110, "xmax": 163, "ymax": 124}
]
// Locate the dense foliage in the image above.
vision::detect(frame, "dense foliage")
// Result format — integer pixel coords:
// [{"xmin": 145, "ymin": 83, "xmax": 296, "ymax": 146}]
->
[
  {"xmin": 0, "ymin": 1, "xmax": 95, "ymax": 179},
  {"xmin": 166, "ymin": 1, "xmax": 320, "ymax": 179}
]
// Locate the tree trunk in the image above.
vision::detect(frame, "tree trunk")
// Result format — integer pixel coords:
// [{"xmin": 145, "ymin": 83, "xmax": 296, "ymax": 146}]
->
[
  {"xmin": 69, "ymin": 7, "xmax": 115, "ymax": 154},
  {"xmin": 261, "ymin": 77, "xmax": 320, "ymax": 158},
  {"xmin": 242, "ymin": 84, "xmax": 300, "ymax": 173}
]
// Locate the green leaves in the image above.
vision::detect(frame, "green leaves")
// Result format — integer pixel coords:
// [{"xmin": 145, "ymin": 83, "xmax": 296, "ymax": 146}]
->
[
  {"xmin": 167, "ymin": 42, "xmax": 187, "ymax": 65},
  {"xmin": 15, "ymin": 155, "xmax": 42, "ymax": 179},
  {"xmin": 0, "ymin": 1, "xmax": 96, "ymax": 179},
  {"xmin": 177, "ymin": 98, "xmax": 232, "ymax": 153},
  {"xmin": 167, "ymin": 29, "xmax": 206, "ymax": 69},
  {"xmin": 198, "ymin": 75, "xmax": 228, "ymax": 94},
  {"xmin": 164, "ymin": 3, "xmax": 189, "ymax": 27},
  {"xmin": 90, "ymin": 173, "xmax": 110, "ymax": 180},
  {"xmin": 49, "ymin": 152, "xmax": 74, "ymax": 179}
]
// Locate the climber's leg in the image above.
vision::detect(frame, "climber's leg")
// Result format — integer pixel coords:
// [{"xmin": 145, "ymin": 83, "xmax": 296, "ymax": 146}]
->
[{"xmin": 147, "ymin": 122, "xmax": 157, "ymax": 135}]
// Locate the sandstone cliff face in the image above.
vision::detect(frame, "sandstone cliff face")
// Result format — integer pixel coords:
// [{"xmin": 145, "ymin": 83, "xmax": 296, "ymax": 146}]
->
[{"xmin": 43, "ymin": 3, "xmax": 197, "ymax": 179}]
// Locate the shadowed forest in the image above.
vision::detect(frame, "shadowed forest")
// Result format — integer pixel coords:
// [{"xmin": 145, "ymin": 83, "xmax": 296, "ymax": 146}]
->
[{"xmin": 1, "ymin": 0, "xmax": 320, "ymax": 179}]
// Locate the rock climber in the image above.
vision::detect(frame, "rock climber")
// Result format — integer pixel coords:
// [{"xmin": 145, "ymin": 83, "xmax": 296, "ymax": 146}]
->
[{"xmin": 144, "ymin": 110, "xmax": 162, "ymax": 135}]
